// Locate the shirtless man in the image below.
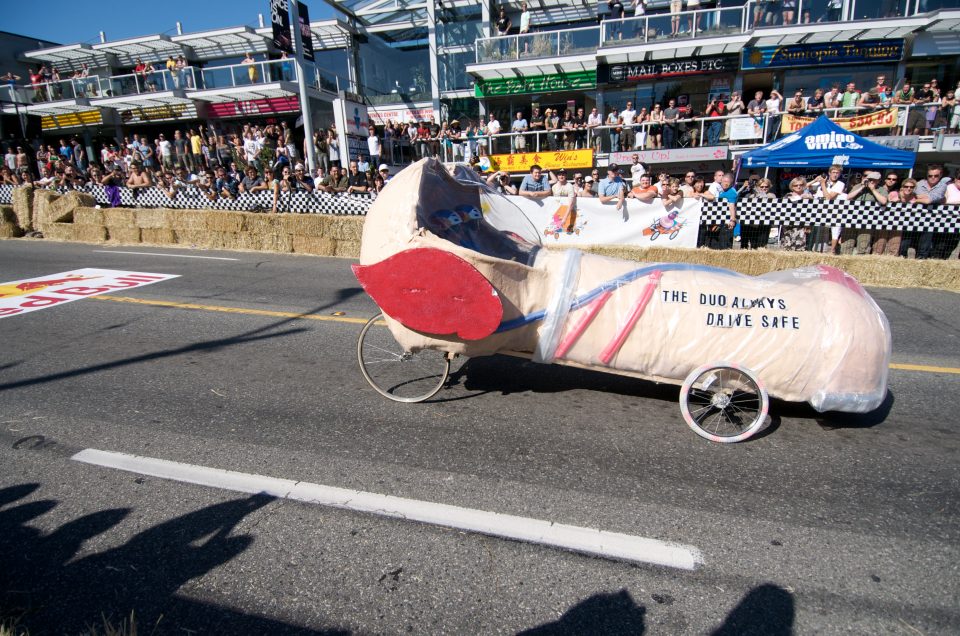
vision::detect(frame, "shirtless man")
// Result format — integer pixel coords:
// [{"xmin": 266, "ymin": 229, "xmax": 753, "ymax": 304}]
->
[{"xmin": 126, "ymin": 163, "xmax": 153, "ymax": 192}]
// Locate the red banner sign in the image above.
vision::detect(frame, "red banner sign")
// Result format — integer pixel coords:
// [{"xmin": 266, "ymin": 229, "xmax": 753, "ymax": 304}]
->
[{"xmin": 207, "ymin": 96, "xmax": 300, "ymax": 119}]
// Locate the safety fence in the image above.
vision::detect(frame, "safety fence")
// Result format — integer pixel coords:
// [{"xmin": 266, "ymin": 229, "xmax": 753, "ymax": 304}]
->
[
  {"xmin": 0, "ymin": 184, "xmax": 375, "ymax": 215},
  {"xmin": 701, "ymin": 199, "xmax": 960, "ymax": 257}
]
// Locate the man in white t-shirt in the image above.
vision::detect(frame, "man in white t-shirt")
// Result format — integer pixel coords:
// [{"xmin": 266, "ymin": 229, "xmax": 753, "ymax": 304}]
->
[
  {"xmin": 367, "ymin": 127, "xmax": 381, "ymax": 165},
  {"xmin": 243, "ymin": 132, "xmax": 262, "ymax": 171},
  {"xmin": 629, "ymin": 154, "xmax": 646, "ymax": 184},
  {"xmin": 764, "ymin": 89, "xmax": 784, "ymax": 142},
  {"xmin": 619, "ymin": 101, "xmax": 637, "ymax": 151},
  {"xmin": 811, "ymin": 164, "xmax": 846, "ymax": 254},
  {"xmin": 157, "ymin": 134, "xmax": 173, "ymax": 170},
  {"xmin": 587, "ymin": 107, "xmax": 603, "ymax": 152},
  {"xmin": 486, "ymin": 113, "xmax": 502, "ymax": 154}
]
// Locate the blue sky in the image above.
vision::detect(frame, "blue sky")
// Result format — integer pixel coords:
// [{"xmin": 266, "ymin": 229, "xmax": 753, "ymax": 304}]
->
[{"xmin": 4, "ymin": 0, "xmax": 337, "ymax": 46}]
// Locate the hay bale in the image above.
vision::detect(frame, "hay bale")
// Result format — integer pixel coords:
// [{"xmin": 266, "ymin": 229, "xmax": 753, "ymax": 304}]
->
[
  {"xmin": 244, "ymin": 214, "xmax": 280, "ymax": 234},
  {"xmin": 205, "ymin": 211, "xmax": 245, "ymax": 233},
  {"xmin": 135, "ymin": 208, "xmax": 172, "ymax": 229},
  {"xmin": 292, "ymin": 235, "xmax": 337, "ymax": 255},
  {"xmin": 170, "ymin": 209, "xmax": 209, "ymax": 231},
  {"xmin": 325, "ymin": 216, "xmax": 364, "ymax": 241},
  {"xmin": 259, "ymin": 232, "xmax": 293, "ymax": 253},
  {"xmin": 74, "ymin": 207, "xmax": 104, "ymax": 226},
  {"xmin": 173, "ymin": 229, "xmax": 231, "ymax": 249},
  {"xmin": 32, "ymin": 189, "xmax": 59, "ymax": 230},
  {"xmin": 0, "ymin": 222, "xmax": 23, "ymax": 238},
  {"xmin": 44, "ymin": 222, "xmax": 75, "ymax": 241},
  {"xmin": 277, "ymin": 214, "xmax": 326, "ymax": 237},
  {"xmin": 141, "ymin": 228, "xmax": 176, "ymax": 245},
  {"xmin": 101, "ymin": 208, "xmax": 137, "ymax": 227},
  {"xmin": 48, "ymin": 191, "xmax": 94, "ymax": 223},
  {"xmin": 74, "ymin": 225, "xmax": 107, "ymax": 242},
  {"xmin": 106, "ymin": 226, "xmax": 142, "ymax": 244},
  {"xmin": 333, "ymin": 239, "xmax": 361, "ymax": 258},
  {"xmin": 12, "ymin": 186, "xmax": 33, "ymax": 231}
]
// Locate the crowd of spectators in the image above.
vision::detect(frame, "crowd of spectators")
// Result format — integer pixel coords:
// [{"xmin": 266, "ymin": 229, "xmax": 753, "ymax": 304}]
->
[
  {"xmin": 497, "ymin": 157, "xmax": 959, "ymax": 259},
  {"xmin": 0, "ymin": 119, "xmax": 395, "ymax": 214}
]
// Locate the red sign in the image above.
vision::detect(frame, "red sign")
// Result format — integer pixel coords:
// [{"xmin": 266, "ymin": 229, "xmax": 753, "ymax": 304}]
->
[{"xmin": 207, "ymin": 96, "xmax": 300, "ymax": 119}]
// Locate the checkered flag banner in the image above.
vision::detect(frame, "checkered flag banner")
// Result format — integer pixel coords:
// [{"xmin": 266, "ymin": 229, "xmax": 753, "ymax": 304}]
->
[
  {"xmin": 0, "ymin": 184, "xmax": 376, "ymax": 216},
  {"xmin": 701, "ymin": 200, "xmax": 960, "ymax": 233}
]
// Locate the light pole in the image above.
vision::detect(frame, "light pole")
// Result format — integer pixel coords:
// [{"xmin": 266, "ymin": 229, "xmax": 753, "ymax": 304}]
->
[{"xmin": 289, "ymin": 0, "xmax": 317, "ymax": 172}]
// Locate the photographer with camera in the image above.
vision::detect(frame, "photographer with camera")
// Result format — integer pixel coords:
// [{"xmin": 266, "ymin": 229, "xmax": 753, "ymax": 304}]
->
[{"xmin": 486, "ymin": 170, "xmax": 517, "ymax": 195}]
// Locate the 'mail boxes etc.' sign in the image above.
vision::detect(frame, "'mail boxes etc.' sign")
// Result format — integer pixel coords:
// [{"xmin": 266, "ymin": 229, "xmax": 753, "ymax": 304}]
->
[{"xmin": 598, "ymin": 57, "xmax": 736, "ymax": 85}]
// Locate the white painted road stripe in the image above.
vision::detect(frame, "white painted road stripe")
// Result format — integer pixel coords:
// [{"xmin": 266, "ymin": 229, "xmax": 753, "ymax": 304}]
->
[
  {"xmin": 71, "ymin": 448, "xmax": 703, "ymax": 570},
  {"xmin": 93, "ymin": 250, "xmax": 240, "ymax": 261}
]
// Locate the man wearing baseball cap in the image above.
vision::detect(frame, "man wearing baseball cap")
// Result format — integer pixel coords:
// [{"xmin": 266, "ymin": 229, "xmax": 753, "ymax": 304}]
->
[
  {"xmin": 598, "ymin": 163, "xmax": 626, "ymax": 215},
  {"xmin": 378, "ymin": 164, "xmax": 392, "ymax": 182}
]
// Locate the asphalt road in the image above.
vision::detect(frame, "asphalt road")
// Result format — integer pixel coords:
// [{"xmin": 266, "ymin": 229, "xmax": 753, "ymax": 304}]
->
[{"xmin": 1, "ymin": 240, "xmax": 958, "ymax": 635}]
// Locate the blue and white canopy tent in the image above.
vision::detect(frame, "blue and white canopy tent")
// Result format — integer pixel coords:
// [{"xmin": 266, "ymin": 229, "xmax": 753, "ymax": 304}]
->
[{"xmin": 739, "ymin": 115, "xmax": 916, "ymax": 170}]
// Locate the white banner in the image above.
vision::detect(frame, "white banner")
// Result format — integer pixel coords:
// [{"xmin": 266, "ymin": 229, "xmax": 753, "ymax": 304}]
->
[
  {"xmin": 609, "ymin": 146, "xmax": 729, "ymax": 165},
  {"xmin": 0, "ymin": 269, "xmax": 178, "ymax": 319},
  {"xmin": 503, "ymin": 196, "xmax": 701, "ymax": 248},
  {"xmin": 369, "ymin": 105, "xmax": 435, "ymax": 126},
  {"xmin": 729, "ymin": 117, "xmax": 763, "ymax": 141}
]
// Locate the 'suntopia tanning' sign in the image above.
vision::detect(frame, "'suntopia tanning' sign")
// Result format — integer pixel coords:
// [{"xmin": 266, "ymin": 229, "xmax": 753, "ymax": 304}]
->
[{"xmin": 742, "ymin": 39, "xmax": 904, "ymax": 70}]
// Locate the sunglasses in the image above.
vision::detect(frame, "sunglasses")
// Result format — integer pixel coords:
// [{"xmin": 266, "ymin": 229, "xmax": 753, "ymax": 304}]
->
[{"xmin": 902, "ymin": 185, "xmax": 915, "ymax": 189}]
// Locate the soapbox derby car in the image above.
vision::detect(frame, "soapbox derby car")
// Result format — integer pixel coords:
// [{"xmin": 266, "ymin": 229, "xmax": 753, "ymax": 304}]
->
[{"xmin": 352, "ymin": 159, "xmax": 891, "ymax": 443}]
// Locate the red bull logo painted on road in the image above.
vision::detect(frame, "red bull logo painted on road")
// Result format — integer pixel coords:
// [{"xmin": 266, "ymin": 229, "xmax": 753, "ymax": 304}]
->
[{"xmin": 0, "ymin": 269, "xmax": 178, "ymax": 319}]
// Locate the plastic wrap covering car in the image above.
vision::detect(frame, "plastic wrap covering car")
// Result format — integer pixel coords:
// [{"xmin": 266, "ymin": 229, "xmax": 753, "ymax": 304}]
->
[{"xmin": 355, "ymin": 159, "xmax": 891, "ymax": 414}]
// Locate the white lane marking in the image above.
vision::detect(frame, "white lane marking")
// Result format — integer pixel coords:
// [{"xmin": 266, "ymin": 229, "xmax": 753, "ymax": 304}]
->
[
  {"xmin": 71, "ymin": 448, "xmax": 703, "ymax": 570},
  {"xmin": 93, "ymin": 250, "xmax": 239, "ymax": 261}
]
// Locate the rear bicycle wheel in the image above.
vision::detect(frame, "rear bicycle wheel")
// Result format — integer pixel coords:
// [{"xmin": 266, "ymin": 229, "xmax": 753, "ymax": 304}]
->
[
  {"xmin": 680, "ymin": 363, "xmax": 768, "ymax": 443},
  {"xmin": 357, "ymin": 312, "xmax": 450, "ymax": 403}
]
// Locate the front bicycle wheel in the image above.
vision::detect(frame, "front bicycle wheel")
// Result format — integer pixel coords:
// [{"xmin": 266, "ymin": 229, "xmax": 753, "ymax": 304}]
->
[
  {"xmin": 357, "ymin": 312, "xmax": 450, "ymax": 403},
  {"xmin": 679, "ymin": 363, "xmax": 768, "ymax": 443}
]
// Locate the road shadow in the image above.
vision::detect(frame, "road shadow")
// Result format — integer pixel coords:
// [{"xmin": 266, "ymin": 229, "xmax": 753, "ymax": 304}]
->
[
  {"xmin": 0, "ymin": 300, "xmax": 351, "ymax": 392},
  {"xmin": 518, "ymin": 589, "xmax": 646, "ymax": 635},
  {"xmin": 770, "ymin": 390, "xmax": 894, "ymax": 430},
  {"xmin": 444, "ymin": 354, "xmax": 680, "ymax": 405},
  {"xmin": 712, "ymin": 583, "xmax": 795, "ymax": 636},
  {"xmin": 0, "ymin": 483, "xmax": 347, "ymax": 635}
]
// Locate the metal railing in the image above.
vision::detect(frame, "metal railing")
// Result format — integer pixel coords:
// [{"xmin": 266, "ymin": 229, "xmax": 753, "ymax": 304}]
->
[
  {"xmin": 199, "ymin": 60, "xmax": 298, "ymax": 90},
  {"xmin": 601, "ymin": 7, "xmax": 747, "ymax": 46},
  {"xmin": 474, "ymin": 1, "xmax": 960, "ymax": 59},
  {"xmin": 476, "ymin": 26, "xmax": 600, "ymax": 63},
  {"xmin": 420, "ymin": 103, "xmax": 950, "ymax": 162},
  {"xmin": 97, "ymin": 68, "xmax": 197, "ymax": 97}
]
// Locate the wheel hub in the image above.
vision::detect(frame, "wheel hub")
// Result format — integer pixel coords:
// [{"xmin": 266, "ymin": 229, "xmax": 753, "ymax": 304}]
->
[{"xmin": 711, "ymin": 392, "xmax": 731, "ymax": 409}]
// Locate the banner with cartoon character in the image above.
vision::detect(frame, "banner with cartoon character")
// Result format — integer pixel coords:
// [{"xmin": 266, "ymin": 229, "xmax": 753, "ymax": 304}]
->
[{"xmin": 498, "ymin": 196, "xmax": 702, "ymax": 248}]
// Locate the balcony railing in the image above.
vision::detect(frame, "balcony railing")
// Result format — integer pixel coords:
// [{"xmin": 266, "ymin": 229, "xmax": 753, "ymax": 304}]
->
[
  {"xmin": 474, "ymin": 1, "xmax": 960, "ymax": 61},
  {"xmin": 2, "ymin": 77, "xmax": 102, "ymax": 103},
  {"xmin": 199, "ymin": 60, "xmax": 299, "ymax": 90},
  {"xmin": 427, "ymin": 103, "xmax": 947, "ymax": 162},
  {"xmin": 97, "ymin": 68, "xmax": 197, "ymax": 98},
  {"xmin": 476, "ymin": 26, "xmax": 600, "ymax": 63}
]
